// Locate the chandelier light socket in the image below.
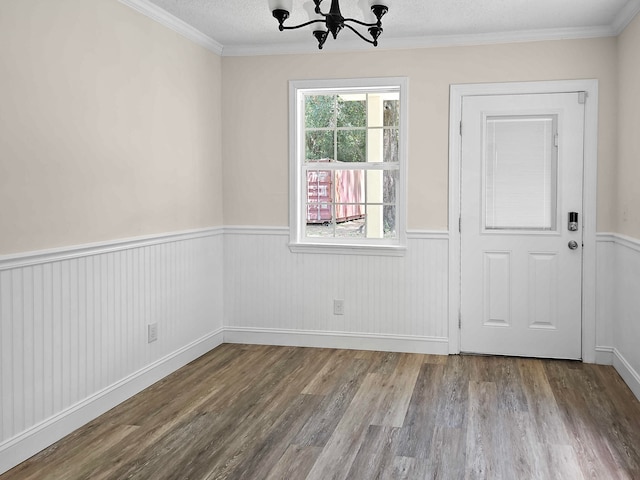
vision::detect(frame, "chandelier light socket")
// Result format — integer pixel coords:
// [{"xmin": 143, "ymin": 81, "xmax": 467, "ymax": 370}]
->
[
  {"xmin": 313, "ymin": 30, "xmax": 329, "ymax": 49},
  {"xmin": 371, "ymin": 5, "xmax": 388, "ymax": 24},
  {"xmin": 368, "ymin": 26, "xmax": 383, "ymax": 46},
  {"xmin": 272, "ymin": 9, "xmax": 290, "ymax": 29}
]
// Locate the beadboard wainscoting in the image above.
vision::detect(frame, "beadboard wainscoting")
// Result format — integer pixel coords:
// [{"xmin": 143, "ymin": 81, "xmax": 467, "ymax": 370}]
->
[
  {"xmin": 0, "ymin": 229, "xmax": 224, "ymax": 474},
  {"xmin": 2, "ymin": 227, "xmax": 639, "ymax": 475},
  {"xmin": 597, "ymin": 233, "xmax": 640, "ymax": 400},
  {"xmin": 223, "ymin": 228, "xmax": 450, "ymax": 354}
]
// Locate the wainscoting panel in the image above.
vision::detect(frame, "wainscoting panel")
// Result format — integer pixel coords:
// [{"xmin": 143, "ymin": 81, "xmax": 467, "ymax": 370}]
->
[
  {"xmin": 0, "ymin": 229, "xmax": 224, "ymax": 474},
  {"xmin": 596, "ymin": 233, "xmax": 640, "ymax": 401},
  {"xmin": 595, "ymin": 236, "xmax": 615, "ymax": 363},
  {"xmin": 223, "ymin": 229, "xmax": 449, "ymax": 353},
  {"xmin": 610, "ymin": 234, "xmax": 640, "ymax": 400}
]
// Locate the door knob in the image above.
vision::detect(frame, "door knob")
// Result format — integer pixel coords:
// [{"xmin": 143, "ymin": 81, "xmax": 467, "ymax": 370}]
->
[{"xmin": 568, "ymin": 240, "xmax": 579, "ymax": 250}]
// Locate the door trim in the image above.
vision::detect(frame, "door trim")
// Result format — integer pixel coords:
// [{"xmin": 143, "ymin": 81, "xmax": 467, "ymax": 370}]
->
[{"xmin": 448, "ymin": 80, "xmax": 599, "ymax": 362}]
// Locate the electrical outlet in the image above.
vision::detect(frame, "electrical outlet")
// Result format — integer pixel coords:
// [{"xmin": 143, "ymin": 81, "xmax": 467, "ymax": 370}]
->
[
  {"xmin": 148, "ymin": 323, "xmax": 158, "ymax": 343},
  {"xmin": 333, "ymin": 299, "xmax": 345, "ymax": 315}
]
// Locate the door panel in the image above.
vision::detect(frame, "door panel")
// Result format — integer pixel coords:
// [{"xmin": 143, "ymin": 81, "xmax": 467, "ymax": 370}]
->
[
  {"xmin": 483, "ymin": 251, "xmax": 511, "ymax": 326},
  {"xmin": 528, "ymin": 252, "xmax": 558, "ymax": 329},
  {"xmin": 460, "ymin": 93, "xmax": 584, "ymax": 359}
]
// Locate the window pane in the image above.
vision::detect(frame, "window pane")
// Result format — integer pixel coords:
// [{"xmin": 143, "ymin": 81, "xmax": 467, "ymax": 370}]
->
[
  {"xmin": 334, "ymin": 169, "xmax": 365, "ymax": 208},
  {"xmin": 383, "ymin": 205, "xmax": 396, "ymax": 237},
  {"xmin": 337, "ymin": 95, "xmax": 366, "ymax": 127},
  {"xmin": 335, "ymin": 213, "xmax": 366, "ymax": 238},
  {"xmin": 306, "ymin": 130, "xmax": 334, "ymax": 161},
  {"xmin": 307, "ymin": 170, "xmax": 331, "ymax": 203},
  {"xmin": 384, "ymin": 99, "xmax": 400, "ymax": 127},
  {"xmin": 305, "ymin": 217, "xmax": 367, "ymax": 239},
  {"xmin": 305, "ymin": 169, "xmax": 365, "ymax": 223},
  {"xmin": 305, "ymin": 95, "xmax": 335, "ymax": 128},
  {"xmin": 383, "ymin": 170, "xmax": 398, "ymax": 203},
  {"xmin": 383, "ymin": 128, "xmax": 399, "ymax": 162},
  {"xmin": 485, "ymin": 115, "xmax": 557, "ymax": 230},
  {"xmin": 337, "ymin": 130, "xmax": 366, "ymax": 162},
  {"xmin": 306, "ymin": 221, "xmax": 335, "ymax": 238}
]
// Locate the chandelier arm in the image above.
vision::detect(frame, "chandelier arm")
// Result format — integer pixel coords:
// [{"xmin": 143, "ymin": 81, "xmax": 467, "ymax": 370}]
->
[
  {"xmin": 280, "ymin": 18, "xmax": 327, "ymax": 31},
  {"xmin": 343, "ymin": 23, "xmax": 376, "ymax": 45},
  {"xmin": 343, "ymin": 18, "xmax": 380, "ymax": 28}
]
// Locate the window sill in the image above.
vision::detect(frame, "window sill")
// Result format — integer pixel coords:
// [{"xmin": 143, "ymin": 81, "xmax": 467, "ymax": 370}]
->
[{"xmin": 288, "ymin": 242, "xmax": 407, "ymax": 257}]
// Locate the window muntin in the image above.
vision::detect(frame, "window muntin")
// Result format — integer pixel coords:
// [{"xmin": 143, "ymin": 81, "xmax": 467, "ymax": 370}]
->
[{"xmin": 290, "ymin": 79, "xmax": 406, "ymax": 252}]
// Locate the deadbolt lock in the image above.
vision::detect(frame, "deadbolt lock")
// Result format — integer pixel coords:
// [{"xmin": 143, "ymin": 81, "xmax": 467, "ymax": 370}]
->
[{"xmin": 568, "ymin": 212, "xmax": 579, "ymax": 231}]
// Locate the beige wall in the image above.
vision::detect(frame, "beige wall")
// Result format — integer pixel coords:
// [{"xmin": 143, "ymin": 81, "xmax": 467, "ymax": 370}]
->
[
  {"xmin": 1, "ymin": 2, "xmax": 632, "ymax": 254},
  {"xmin": 617, "ymin": 14, "xmax": 640, "ymax": 238},
  {"xmin": 0, "ymin": 0, "xmax": 223, "ymax": 255},
  {"xmin": 222, "ymin": 38, "xmax": 618, "ymax": 231}
]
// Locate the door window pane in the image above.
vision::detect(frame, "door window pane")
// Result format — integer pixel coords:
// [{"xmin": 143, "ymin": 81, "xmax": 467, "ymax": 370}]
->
[{"xmin": 484, "ymin": 115, "xmax": 558, "ymax": 230}]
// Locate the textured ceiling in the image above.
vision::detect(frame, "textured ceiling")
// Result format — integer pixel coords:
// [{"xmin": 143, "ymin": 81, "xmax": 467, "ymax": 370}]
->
[{"xmin": 137, "ymin": 0, "xmax": 640, "ymax": 55}]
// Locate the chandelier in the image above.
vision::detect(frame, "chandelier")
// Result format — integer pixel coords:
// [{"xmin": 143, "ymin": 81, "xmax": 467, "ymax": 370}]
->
[{"xmin": 269, "ymin": 0, "xmax": 389, "ymax": 50}]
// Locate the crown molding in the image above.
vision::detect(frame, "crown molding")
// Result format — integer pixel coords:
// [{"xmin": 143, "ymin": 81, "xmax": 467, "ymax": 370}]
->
[
  {"xmin": 224, "ymin": 25, "xmax": 619, "ymax": 56},
  {"xmin": 119, "ymin": 0, "xmax": 638, "ymax": 57},
  {"xmin": 119, "ymin": 0, "xmax": 223, "ymax": 55}
]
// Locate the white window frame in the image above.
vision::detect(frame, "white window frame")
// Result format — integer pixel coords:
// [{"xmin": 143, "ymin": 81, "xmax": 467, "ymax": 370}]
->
[{"xmin": 288, "ymin": 77, "xmax": 408, "ymax": 256}]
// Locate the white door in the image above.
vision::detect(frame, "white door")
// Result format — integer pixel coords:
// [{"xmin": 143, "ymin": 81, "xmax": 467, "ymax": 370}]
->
[{"xmin": 460, "ymin": 93, "xmax": 585, "ymax": 359}]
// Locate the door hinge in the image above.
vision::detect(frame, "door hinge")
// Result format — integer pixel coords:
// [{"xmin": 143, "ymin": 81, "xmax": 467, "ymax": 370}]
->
[
  {"xmin": 578, "ymin": 91, "xmax": 587, "ymax": 104},
  {"xmin": 459, "ymin": 121, "xmax": 462, "ymax": 136},
  {"xmin": 554, "ymin": 133, "xmax": 559, "ymax": 147},
  {"xmin": 459, "ymin": 216, "xmax": 461, "ymax": 233},
  {"xmin": 458, "ymin": 311, "xmax": 462, "ymax": 328}
]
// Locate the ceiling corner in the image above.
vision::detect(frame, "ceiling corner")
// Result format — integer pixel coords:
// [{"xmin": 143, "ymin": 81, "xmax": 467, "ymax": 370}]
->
[
  {"xmin": 119, "ymin": 0, "xmax": 224, "ymax": 55},
  {"xmin": 611, "ymin": 0, "xmax": 640, "ymax": 34}
]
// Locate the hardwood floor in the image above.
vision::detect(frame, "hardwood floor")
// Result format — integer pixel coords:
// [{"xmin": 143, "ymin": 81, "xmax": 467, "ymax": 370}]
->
[{"xmin": 3, "ymin": 344, "xmax": 640, "ymax": 479}]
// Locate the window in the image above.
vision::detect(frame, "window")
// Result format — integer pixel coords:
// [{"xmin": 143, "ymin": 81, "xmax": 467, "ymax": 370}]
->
[{"xmin": 289, "ymin": 78, "xmax": 407, "ymax": 255}]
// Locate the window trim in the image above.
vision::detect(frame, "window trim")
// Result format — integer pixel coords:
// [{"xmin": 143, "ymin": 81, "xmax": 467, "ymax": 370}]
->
[{"xmin": 288, "ymin": 77, "xmax": 408, "ymax": 256}]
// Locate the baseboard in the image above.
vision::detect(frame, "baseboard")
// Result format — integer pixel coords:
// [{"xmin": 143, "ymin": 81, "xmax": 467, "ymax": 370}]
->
[
  {"xmin": 613, "ymin": 348, "xmax": 640, "ymax": 401},
  {"xmin": 224, "ymin": 327, "xmax": 449, "ymax": 355},
  {"xmin": 0, "ymin": 329, "xmax": 224, "ymax": 476},
  {"xmin": 594, "ymin": 346, "xmax": 615, "ymax": 365}
]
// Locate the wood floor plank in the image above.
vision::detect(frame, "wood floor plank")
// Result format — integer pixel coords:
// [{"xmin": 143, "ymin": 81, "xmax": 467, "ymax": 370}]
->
[
  {"xmin": 434, "ymin": 355, "xmax": 470, "ymax": 429},
  {"xmin": 301, "ymin": 349, "xmax": 352, "ymax": 395},
  {"xmin": 495, "ymin": 410, "xmax": 552, "ymax": 480},
  {"xmin": 543, "ymin": 360, "xmax": 639, "ymax": 479},
  {"xmin": 425, "ymin": 425, "xmax": 466, "ymax": 479},
  {"xmin": 264, "ymin": 444, "xmax": 323, "ymax": 480},
  {"xmin": 293, "ymin": 355, "xmax": 370, "ymax": 448},
  {"xmin": 210, "ymin": 393, "xmax": 323, "ymax": 480},
  {"xmin": 396, "ymin": 363, "xmax": 445, "ymax": 458},
  {"xmin": 304, "ymin": 372, "xmax": 390, "ymax": 480},
  {"xmin": 494, "ymin": 356, "xmax": 529, "ymax": 413},
  {"xmin": 3, "ymin": 345, "xmax": 640, "ymax": 480},
  {"xmin": 518, "ymin": 358, "xmax": 571, "ymax": 446},
  {"xmin": 366, "ymin": 351, "xmax": 401, "ymax": 375},
  {"xmin": 383, "ymin": 456, "xmax": 431, "ymax": 479},
  {"xmin": 346, "ymin": 425, "xmax": 400, "ymax": 479},
  {"xmin": 370, "ymin": 353, "xmax": 423, "ymax": 427},
  {"xmin": 465, "ymin": 381, "xmax": 499, "ymax": 480}
]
